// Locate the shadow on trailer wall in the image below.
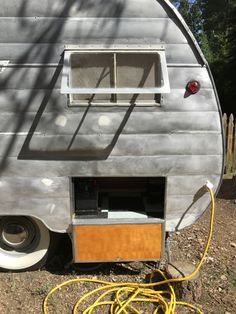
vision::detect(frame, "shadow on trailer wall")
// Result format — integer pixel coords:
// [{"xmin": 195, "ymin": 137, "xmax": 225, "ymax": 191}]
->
[
  {"xmin": 0, "ymin": 0, "xmax": 176, "ymax": 166},
  {"xmin": 0, "ymin": 0, "xmax": 224, "ymax": 271},
  {"xmin": 0, "ymin": 0, "xmax": 224, "ymax": 233},
  {"xmin": 0, "ymin": 0, "xmax": 128, "ymax": 172}
]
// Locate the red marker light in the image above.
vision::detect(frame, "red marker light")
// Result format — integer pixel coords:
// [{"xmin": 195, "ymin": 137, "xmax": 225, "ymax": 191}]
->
[{"xmin": 186, "ymin": 80, "xmax": 201, "ymax": 94}]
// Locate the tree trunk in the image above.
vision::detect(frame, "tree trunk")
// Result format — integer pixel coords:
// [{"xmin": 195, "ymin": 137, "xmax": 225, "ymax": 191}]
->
[{"xmin": 166, "ymin": 261, "xmax": 202, "ymax": 303}]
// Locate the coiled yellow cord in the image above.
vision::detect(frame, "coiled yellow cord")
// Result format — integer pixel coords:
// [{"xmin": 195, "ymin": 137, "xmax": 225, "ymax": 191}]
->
[{"xmin": 43, "ymin": 186, "xmax": 215, "ymax": 314}]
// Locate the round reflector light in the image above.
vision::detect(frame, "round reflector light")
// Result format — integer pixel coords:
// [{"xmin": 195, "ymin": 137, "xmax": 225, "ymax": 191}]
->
[{"xmin": 186, "ymin": 80, "xmax": 201, "ymax": 94}]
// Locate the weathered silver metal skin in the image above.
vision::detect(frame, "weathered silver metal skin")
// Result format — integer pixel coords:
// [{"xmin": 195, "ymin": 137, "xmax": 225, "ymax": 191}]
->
[{"xmin": 0, "ymin": 0, "xmax": 224, "ymax": 232}]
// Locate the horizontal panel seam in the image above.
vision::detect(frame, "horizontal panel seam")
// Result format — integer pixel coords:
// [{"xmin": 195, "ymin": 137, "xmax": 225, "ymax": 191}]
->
[
  {"xmin": 0, "ymin": 111, "xmax": 222, "ymax": 114},
  {"xmin": 0, "ymin": 17, "xmax": 171, "ymax": 20},
  {"xmin": 0, "ymin": 133, "xmax": 223, "ymax": 137},
  {"xmin": 2, "ymin": 155, "xmax": 223, "ymax": 159}
]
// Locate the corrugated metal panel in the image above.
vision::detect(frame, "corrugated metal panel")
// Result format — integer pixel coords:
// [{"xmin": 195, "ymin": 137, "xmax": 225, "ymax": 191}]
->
[
  {"xmin": 0, "ymin": 0, "xmax": 172, "ymax": 18},
  {"xmin": 0, "ymin": 18, "xmax": 187, "ymax": 44},
  {"xmin": 167, "ymin": 175, "xmax": 221, "ymax": 195},
  {"xmin": 166, "ymin": 213, "xmax": 205, "ymax": 231},
  {"xmin": 0, "ymin": 89, "xmax": 68, "ymax": 113},
  {"xmin": 165, "ymin": 193, "xmax": 212, "ymax": 231},
  {"xmin": 0, "ymin": 197, "xmax": 70, "ymax": 232},
  {"xmin": 1, "ymin": 156, "xmax": 222, "ymax": 177},
  {"xmin": 163, "ymin": 89, "xmax": 217, "ymax": 112},
  {"xmin": 166, "ymin": 194, "xmax": 211, "ymax": 216},
  {"xmin": 0, "ymin": 89, "xmax": 218, "ymax": 113},
  {"xmin": 0, "ymin": 134, "xmax": 223, "ymax": 158},
  {"xmin": 0, "ymin": 112, "xmax": 221, "ymax": 134},
  {"xmin": 0, "ymin": 43, "xmax": 200, "ymax": 64},
  {"xmin": 0, "ymin": 177, "xmax": 69, "ymax": 199},
  {"xmin": 0, "ymin": 66, "xmax": 212, "ymax": 89}
]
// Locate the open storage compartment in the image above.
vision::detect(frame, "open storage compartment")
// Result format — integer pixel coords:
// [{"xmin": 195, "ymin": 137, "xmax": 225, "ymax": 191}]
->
[
  {"xmin": 72, "ymin": 177, "xmax": 165, "ymax": 262},
  {"xmin": 72, "ymin": 177, "xmax": 165, "ymax": 221}
]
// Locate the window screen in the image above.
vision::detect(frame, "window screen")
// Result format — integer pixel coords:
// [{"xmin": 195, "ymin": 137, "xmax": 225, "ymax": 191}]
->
[{"xmin": 61, "ymin": 49, "xmax": 170, "ymax": 106}]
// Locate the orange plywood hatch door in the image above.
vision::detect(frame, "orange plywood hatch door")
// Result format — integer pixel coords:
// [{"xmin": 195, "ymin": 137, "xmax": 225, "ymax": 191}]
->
[{"xmin": 73, "ymin": 223, "xmax": 163, "ymax": 262}]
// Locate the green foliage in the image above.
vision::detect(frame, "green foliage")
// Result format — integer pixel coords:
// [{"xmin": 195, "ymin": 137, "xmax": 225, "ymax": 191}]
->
[
  {"xmin": 178, "ymin": 0, "xmax": 202, "ymax": 41},
  {"xmin": 225, "ymin": 3, "xmax": 236, "ymax": 108},
  {"xmin": 172, "ymin": 0, "xmax": 236, "ymax": 114},
  {"xmin": 199, "ymin": 32, "xmax": 213, "ymax": 62},
  {"xmin": 201, "ymin": 0, "xmax": 229, "ymax": 60},
  {"xmin": 201, "ymin": 0, "xmax": 236, "ymax": 112}
]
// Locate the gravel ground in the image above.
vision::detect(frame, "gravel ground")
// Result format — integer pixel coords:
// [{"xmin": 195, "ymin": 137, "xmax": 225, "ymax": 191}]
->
[{"xmin": 0, "ymin": 178, "xmax": 236, "ymax": 314}]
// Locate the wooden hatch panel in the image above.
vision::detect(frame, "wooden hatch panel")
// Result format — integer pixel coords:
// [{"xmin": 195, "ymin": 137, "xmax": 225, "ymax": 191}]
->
[{"xmin": 73, "ymin": 223, "xmax": 163, "ymax": 262}]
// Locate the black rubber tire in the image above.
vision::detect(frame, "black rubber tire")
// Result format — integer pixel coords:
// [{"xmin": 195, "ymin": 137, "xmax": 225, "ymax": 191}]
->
[{"xmin": 0, "ymin": 216, "xmax": 58, "ymax": 272}]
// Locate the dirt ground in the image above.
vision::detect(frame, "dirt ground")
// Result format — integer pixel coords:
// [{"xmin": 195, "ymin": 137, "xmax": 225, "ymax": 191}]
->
[{"xmin": 0, "ymin": 178, "xmax": 236, "ymax": 314}]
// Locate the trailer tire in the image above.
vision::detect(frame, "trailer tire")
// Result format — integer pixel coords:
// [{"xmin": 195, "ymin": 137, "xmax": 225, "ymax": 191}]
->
[{"xmin": 0, "ymin": 216, "xmax": 51, "ymax": 271}]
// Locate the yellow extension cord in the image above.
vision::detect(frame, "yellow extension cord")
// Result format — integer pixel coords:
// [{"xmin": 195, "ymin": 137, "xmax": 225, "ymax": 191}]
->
[{"xmin": 43, "ymin": 186, "xmax": 215, "ymax": 314}]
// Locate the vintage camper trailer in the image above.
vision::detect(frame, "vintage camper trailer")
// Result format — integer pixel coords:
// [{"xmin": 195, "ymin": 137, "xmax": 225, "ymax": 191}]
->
[{"xmin": 0, "ymin": 0, "xmax": 223, "ymax": 270}]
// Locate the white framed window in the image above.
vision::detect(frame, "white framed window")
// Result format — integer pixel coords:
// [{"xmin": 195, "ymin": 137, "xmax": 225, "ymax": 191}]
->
[{"xmin": 61, "ymin": 47, "xmax": 170, "ymax": 106}]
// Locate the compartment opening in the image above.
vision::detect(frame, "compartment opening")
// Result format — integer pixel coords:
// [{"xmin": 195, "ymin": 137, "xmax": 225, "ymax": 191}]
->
[{"xmin": 72, "ymin": 177, "xmax": 165, "ymax": 220}]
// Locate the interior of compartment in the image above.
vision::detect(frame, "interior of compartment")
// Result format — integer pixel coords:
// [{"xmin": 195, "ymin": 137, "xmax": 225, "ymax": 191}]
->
[{"xmin": 72, "ymin": 177, "xmax": 165, "ymax": 220}]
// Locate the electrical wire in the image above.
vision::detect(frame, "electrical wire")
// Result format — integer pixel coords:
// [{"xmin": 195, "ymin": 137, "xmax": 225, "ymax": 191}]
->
[{"xmin": 43, "ymin": 185, "xmax": 215, "ymax": 314}]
